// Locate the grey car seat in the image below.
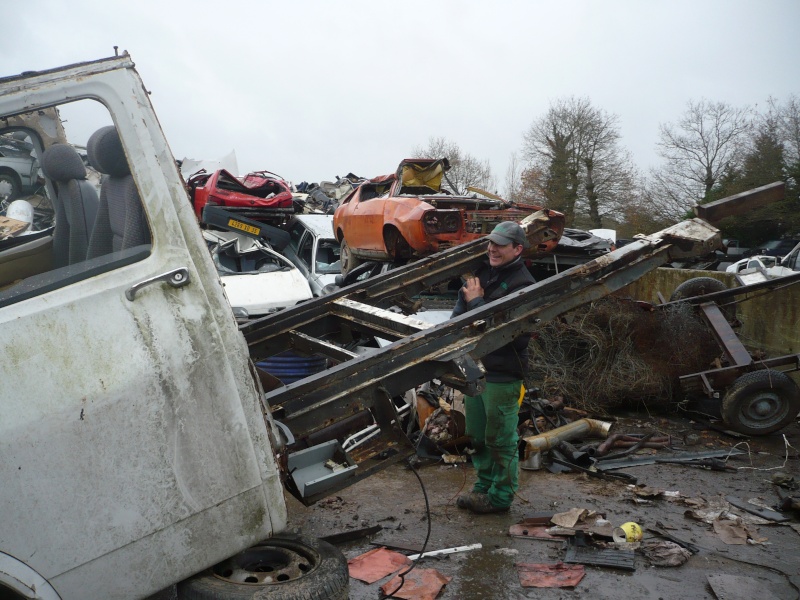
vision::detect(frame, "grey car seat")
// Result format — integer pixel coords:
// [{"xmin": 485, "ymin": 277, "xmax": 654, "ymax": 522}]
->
[
  {"xmin": 86, "ymin": 126, "xmax": 150, "ymax": 259},
  {"xmin": 40, "ymin": 143, "xmax": 100, "ymax": 268}
]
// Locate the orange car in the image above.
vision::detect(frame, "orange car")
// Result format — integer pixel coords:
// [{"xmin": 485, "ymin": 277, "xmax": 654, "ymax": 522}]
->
[{"xmin": 333, "ymin": 158, "xmax": 565, "ymax": 273}]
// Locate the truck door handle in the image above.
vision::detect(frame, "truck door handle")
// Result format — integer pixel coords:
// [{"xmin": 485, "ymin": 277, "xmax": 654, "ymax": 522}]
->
[{"xmin": 126, "ymin": 267, "xmax": 191, "ymax": 301}]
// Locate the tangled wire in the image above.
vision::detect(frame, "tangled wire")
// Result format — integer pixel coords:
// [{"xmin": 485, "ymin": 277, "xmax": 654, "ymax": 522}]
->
[{"xmin": 527, "ymin": 297, "xmax": 721, "ymax": 414}]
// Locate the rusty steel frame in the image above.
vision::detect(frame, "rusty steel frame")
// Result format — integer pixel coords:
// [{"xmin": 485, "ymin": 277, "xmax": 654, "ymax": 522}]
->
[
  {"xmin": 241, "ymin": 219, "xmax": 720, "ymax": 503},
  {"xmin": 667, "ymin": 272, "xmax": 800, "ymax": 398}
]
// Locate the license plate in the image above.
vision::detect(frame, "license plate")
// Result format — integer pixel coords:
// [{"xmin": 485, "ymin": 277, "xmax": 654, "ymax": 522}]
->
[{"xmin": 227, "ymin": 219, "xmax": 260, "ymax": 236}]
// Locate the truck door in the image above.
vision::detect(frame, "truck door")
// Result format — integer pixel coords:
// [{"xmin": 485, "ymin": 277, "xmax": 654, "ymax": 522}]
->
[{"xmin": 0, "ymin": 60, "xmax": 286, "ymax": 600}]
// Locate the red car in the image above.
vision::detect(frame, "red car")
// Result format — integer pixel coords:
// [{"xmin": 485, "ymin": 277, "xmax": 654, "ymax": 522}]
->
[
  {"xmin": 187, "ymin": 169, "xmax": 294, "ymax": 222},
  {"xmin": 333, "ymin": 158, "xmax": 565, "ymax": 273}
]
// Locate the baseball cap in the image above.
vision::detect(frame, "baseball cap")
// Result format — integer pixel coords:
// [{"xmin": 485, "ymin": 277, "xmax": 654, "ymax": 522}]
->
[{"xmin": 487, "ymin": 221, "xmax": 528, "ymax": 248}]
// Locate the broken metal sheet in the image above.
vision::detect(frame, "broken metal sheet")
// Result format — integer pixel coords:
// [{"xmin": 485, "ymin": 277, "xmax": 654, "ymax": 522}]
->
[
  {"xmin": 516, "ymin": 562, "xmax": 586, "ymax": 588},
  {"xmin": 596, "ymin": 449, "xmax": 742, "ymax": 470},
  {"xmin": 379, "ymin": 567, "xmax": 452, "ymax": 600},
  {"xmin": 563, "ymin": 537, "xmax": 635, "ymax": 571},
  {"xmin": 724, "ymin": 496, "xmax": 790, "ymax": 523},
  {"xmin": 641, "ymin": 217, "xmax": 721, "ymax": 259},
  {"xmin": 347, "ymin": 547, "xmax": 411, "ymax": 584}
]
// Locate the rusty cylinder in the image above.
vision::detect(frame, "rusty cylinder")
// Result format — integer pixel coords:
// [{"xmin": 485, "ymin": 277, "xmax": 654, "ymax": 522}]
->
[{"xmin": 522, "ymin": 418, "xmax": 612, "ymax": 461}]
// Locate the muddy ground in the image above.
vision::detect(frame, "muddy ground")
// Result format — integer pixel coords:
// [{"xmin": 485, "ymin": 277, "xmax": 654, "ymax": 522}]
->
[{"xmin": 287, "ymin": 412, "xmax": 800, "ymax": 599}]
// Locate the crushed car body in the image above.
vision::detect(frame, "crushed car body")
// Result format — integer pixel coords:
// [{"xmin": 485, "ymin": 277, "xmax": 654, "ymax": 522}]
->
[
  {"xmin": 203, "ymin": 229, "xmax": 314, "ymax": 319},
  {"xmin": 187, "ymin": 168, "xmax": 294, "ymax": 223},
  {"xmin": 332, "ymin": 158, "xmax": 565, "ymax": 273}
]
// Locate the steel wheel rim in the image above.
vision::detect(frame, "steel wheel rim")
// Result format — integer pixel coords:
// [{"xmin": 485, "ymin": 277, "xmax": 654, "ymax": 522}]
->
[
  {"xmin": 211, "ymin": 545, "xmax": 317, "ymax": 585},
  {"xmin": 739, "ymin": 390, "xmax": 787, "ymax": 428}
]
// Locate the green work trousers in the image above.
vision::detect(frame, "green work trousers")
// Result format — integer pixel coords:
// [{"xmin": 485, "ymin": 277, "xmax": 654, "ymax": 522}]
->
[{"xmin": 464, "ymin": 380, "xmax": 521, "ymax": 508}]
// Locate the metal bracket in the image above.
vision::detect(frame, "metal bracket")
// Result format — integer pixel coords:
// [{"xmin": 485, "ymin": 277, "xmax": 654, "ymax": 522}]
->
[{"xmin": 126, "ymin": 267, "xmax": 190, "ymax": 301}]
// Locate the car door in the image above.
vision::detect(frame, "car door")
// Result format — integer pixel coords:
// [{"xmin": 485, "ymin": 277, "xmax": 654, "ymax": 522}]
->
[{"xmin": 0, "ymin": 59, "xmax": 285, "ymax": 599}]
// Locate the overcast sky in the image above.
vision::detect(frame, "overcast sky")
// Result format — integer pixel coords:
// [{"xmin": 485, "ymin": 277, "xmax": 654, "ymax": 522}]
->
[{"xmin": 4, "ymin": 0, "xmax": 799, "ymax": 191}]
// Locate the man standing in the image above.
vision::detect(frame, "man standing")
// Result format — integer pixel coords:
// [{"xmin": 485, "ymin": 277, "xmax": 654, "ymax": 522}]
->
[{"xmin": 451, "ymin": 221, "xmax": 535, "ymax": 514}]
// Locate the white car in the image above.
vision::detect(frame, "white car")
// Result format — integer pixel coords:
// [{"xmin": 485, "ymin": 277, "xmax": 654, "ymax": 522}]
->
[
  {"xmin": 725, "ymin": 254, "xmax": 794, "ymax": 281},
  {"xmin": 284, "ymin": 214, "xmax": 341, "ymax": 296},
  {"xmin": 204, "ymin": 229, "xmax": 313, "ymax": 318}
]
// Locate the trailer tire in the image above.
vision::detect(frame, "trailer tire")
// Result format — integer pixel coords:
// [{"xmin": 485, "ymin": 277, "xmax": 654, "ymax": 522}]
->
[
  {"xmin": 669, "ymin": 276, "xmax": 736, "ymax": 323},
  {"xmin": 177, "ymin": 535, "xmax": 349, "ymax": 600},
  {"xmin": 721, "ymin": 370, "xmax": 800, "ymax": 435}
]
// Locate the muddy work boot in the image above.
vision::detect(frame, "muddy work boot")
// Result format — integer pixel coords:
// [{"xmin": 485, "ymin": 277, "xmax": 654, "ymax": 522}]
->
[
  {"xmin": 456, "ymin": 491, "xmax": 488, "ymax": 509},
  {"xmin": 465, "ymin": 494, "xmax": 510, "ymax": 514}
]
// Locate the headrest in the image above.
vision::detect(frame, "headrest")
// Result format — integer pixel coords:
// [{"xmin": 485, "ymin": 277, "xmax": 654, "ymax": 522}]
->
[
  {"xmin": 87, "ymin": 126, "xmax": 130, "ymax": 177},
  {"xmin": 41, "ymin": 143, "xmax": 87, "ymax": 181}
]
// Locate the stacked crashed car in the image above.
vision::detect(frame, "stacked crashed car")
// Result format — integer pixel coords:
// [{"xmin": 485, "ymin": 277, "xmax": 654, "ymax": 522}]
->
[
  {"xmin": 187, "ymin": 168, "xmax": 295, "ymax": 223},
  {"xmin": 203, "ymin": 229, "xmax": 312, "ymax": 320},
  {"xmin": 0, "ymin": 132, "xmax": 41, "ymax": 207},
  {"xmin": 333, "ymin": 158, "xmax": 565, "ymax": 274},
  {"xmin": 526, "ymin": 227, "xmax": 614, "ymax": 279},
  {"xmin": 725, "ymin": 254, "xmax": 795, "ymax": 279}
]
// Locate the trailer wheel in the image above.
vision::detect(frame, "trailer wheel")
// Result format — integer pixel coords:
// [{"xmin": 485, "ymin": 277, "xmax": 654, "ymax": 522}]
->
[
  {"xmin": 177, "ymin": 535, "xmax": 349, "ymax": 600},
  {"xmin": 721, "ymin": 370, "xmax": 800, "ymax": 435},
  {"xmin": 339, "ymin": 239, "xmax": 362, "ymax": 276},
  {"xmin": 669, "ymin": 276, "xmax": 736, "ymax": 323}
]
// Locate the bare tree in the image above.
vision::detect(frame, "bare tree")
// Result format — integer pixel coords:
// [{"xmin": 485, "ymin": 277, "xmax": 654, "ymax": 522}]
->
[
  {"xmin": 768, "ymin": 94, "xmax": 800, "ymax": 168},
  {"xmin": 503, "ymin": 152, "xmax": 522, "ymax": 201},
  {"xmin": 649, "ymin": 99, "xmax": 752, "ymax": 219},
  {"xmin": 412, "ymin": 137, "xmax": 495, "ymax": 195},
  {"xmin": 521, "ymin": 97, "xmax": 635, "ymax": 227}
]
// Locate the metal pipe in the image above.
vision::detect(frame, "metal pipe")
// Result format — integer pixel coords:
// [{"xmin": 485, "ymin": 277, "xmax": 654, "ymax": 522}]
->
[
  {"xmin": 595, "ymin": 433, "xmax": 670, "ymax": 457},
  {"xmin": 522, "ymin": 418, "xmax": 611, "ymax": 461},
  {"xmin": 597, "ymin": 432, "xmax": 655, "ymax": 460},
  {"xmin": 607, "ymin": 440, "xmax": 671, "ymax": 449}
]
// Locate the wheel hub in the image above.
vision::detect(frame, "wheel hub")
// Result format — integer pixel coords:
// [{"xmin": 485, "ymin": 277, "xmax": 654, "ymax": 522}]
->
[
  {"xmin": 743, "ymin": 392, "xmax": 781, "ymax": 422},
  {"xmin": 211, "ymin": 546, "xmax": 313, "ymax": 585}
]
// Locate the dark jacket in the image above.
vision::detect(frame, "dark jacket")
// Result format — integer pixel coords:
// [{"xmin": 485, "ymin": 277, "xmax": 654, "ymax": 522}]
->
[{"xmin": 450, "ymin": 257, "xmax": 536, "ymax": 382}]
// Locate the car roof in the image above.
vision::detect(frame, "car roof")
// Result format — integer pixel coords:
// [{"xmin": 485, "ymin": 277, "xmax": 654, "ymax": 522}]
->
[{"xmin": 291, "ymin": 214, "xmax": 335, "ymax": 238}]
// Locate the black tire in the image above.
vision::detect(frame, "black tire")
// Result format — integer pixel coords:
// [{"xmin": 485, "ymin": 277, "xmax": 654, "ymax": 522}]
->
[
  {"xmin": 383, "ymin": 226, "xmax": 412, "ymax": 261},
  {"xmin": 669, "ymin": 276, "xmax": 736, "ymax": 323},
  {"xmin": 0, "ymin": 170, "xmax": 22, "ymax": 206},
  {"xmin": 721, "ymin": 370, "xmax": 800, "ymax": 435},
  {"xmin": 177, "ymin": 535, "xmax": 349, "ymax": 600},
  {"xmin": 339, "ymin": 239, "xmax": 362, "ymax": 276}
]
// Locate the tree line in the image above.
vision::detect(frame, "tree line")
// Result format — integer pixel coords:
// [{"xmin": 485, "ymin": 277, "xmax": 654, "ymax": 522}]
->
[{"xmin": 413, "ymin": 95, "xmax": 800, "ymax": 243}]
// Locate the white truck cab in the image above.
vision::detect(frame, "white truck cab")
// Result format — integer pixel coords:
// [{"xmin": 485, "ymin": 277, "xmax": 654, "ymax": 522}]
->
[{"xmin": 0, "ymin": 55, "xmax": 312, "ymax": 599}]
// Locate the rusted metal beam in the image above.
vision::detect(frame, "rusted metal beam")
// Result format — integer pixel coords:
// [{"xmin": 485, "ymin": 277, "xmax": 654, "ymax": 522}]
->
[
  {"xmin": 249, "ymin": 217, "xmax": 719, "ymax": 468},
  {"xmin": 697, "ymin": 302, "xmax": 753, "ymax": 367},
  {"xmin": 694, "ymin": 181, "xmax": 784, "ymax": 224}
]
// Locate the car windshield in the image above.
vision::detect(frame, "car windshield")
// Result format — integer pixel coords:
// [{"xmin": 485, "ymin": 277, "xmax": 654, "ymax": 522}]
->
[{"xmin": 316, "ymin": 239, "xmax": 341, "ymax": 274}]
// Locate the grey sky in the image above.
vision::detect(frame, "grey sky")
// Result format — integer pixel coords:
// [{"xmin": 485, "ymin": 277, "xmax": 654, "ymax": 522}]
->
[{"xmin": 4, "ymin": 0, "xmax": 799, "ymax": 191}]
